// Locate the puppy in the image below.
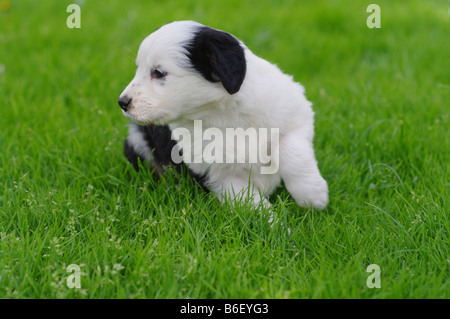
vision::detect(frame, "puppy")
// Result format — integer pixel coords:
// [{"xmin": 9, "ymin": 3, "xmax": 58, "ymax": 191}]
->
[{"xmin": 119, "ymin": 21, "xmax": 328, "ymax": 210}]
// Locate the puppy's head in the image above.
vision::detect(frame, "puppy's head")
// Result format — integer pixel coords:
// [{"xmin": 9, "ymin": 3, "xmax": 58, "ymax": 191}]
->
[{"xmin": 118, "ymin": 21, "xmax": 247, "ymax": 124}]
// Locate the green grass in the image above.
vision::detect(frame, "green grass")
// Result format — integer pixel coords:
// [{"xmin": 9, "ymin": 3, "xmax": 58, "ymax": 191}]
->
[{"xmin": 0, "ymin": 0, "xmax": 448, "ymax": 298}]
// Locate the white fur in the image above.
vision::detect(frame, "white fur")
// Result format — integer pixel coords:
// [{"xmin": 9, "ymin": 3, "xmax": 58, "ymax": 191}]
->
[
  {"xmin": 120, "ymin": 21, "xmax": 329, "ymax": 210},
  {"xmin": 127, "ymin": 123, "xmax": 152, "ymax": 161}
]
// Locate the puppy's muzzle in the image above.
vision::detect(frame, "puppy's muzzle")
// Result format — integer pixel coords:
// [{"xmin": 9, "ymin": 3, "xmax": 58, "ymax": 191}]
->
[{"xmin": 118, "ymin": 95, "xmax": 132, "ymax": 112}]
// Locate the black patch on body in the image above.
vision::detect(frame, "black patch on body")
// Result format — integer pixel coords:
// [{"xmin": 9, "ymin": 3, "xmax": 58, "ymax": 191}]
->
[
  {"xmin": 138, "ymin": 124, "xmax": 177, "ymax": 167},
  {"xmin": 185, "ymin": 26, "xmax": 247, "ymax": 94},
  {"xmin": 124, "ymin": 124, "xmax": 209, "ymax": 190}
]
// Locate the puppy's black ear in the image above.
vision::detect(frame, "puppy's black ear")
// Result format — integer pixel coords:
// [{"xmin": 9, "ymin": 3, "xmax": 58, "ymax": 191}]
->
[{"xmin": 186, "ymin": 27, "xmax": 246, "ymax": 94}]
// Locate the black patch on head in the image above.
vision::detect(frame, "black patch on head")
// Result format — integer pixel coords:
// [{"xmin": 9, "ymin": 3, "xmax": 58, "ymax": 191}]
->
[{"xmin": 185, "ymin": 26, "xmax": 246, "ymax": 94}]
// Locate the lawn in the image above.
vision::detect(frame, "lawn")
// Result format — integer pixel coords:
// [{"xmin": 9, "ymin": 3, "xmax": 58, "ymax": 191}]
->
[{"xmin": 0, "ymin": 0, "xmax": 448, "ymax": 298}]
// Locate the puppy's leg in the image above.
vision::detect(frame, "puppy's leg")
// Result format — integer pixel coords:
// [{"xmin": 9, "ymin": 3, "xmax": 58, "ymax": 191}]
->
[
  {"xmin": 279, "ymin": 131, "xmax": 329, "ymax": 210},
  {"xmin": 212, "ymin": 177, "xmax": 293, "ymax": 234},
  {"xmin": 124, "ymin": 123, "xmax": 153, "ymax": 172},
  {"xmin": 124, "ymin": 138, "xmax": 143, "ymax": 171},
  {"xmin": 210, "ymin": 176, "xmax": 270, "ymax": 208}
]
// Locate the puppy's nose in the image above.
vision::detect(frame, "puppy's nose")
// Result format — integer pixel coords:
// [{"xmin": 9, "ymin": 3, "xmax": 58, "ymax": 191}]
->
[{"xmin": 118, "ymin": 95, "xmax": 132, "ymax": 112}]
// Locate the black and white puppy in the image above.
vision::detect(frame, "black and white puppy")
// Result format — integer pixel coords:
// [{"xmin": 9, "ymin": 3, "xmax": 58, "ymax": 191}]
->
[{"xmin": 119, "ymin": 21, "xmax": 328, "ymax": 209}]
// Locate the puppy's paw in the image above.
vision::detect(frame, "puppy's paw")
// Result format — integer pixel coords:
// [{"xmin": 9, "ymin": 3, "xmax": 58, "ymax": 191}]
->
[{"xmin": 292, "ymin": 176, "xmax": 329, "ymax": 210}]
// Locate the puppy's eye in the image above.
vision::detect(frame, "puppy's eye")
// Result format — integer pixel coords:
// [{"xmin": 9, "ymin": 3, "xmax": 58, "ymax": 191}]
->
[{"xmin": 152, "ymin": 69, "xmax": 167, "ymax": 79}]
